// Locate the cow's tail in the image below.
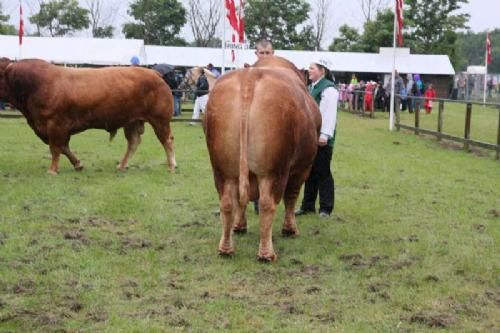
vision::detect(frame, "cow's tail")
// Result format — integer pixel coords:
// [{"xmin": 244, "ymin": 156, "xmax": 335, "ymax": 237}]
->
[{"xmin": 238, "ymin": 69, "xmax": 254, "ymax": 207}]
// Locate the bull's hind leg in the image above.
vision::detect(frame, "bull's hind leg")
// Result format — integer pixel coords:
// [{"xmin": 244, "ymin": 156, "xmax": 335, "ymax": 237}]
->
[
  {"xmin": 118, "ymin": 121, "xmax": 145, "ymax": 171},
  {"xmin": 62, "ymin": 140, "xmax": 83, "ymax": 171},
  {"xmin": 219, "ymin": 181, "xmax": 238, "ymax": 256},
  {"xmin": 150, "ymin": 120, "xmax": 176, "ymax": 172},
  {"xmin": 257, "ymin": 177, "xmax": 283, "ymax": 262},
  {"xmin": 282, "ymin": 170, "xmax": 310, "ymax": 237}
]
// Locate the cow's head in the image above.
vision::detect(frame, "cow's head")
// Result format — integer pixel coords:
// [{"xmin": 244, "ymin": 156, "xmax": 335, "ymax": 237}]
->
[{"xmin": 0, "ymin": 57, "xmax": 13, "ymax": 100}]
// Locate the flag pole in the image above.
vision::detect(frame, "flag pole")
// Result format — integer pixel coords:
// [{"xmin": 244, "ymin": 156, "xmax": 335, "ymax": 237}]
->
[
  {"xmin": 221, "ymin": 0, "xmax": 226, "ymax": 74},
  {"xmin": 389, "ymin": 0, "xmax": 397, "ymax": 131},
  {"xmin": 483, "ymin": 31, "xmax": 488, "ymax": 104},
  {"xmin": 18, "ymin": 0, "xmax": 23, "ymax": 60}
]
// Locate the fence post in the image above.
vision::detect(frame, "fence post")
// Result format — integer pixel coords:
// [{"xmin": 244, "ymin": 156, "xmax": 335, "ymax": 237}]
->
[
  {"xmin": 437, "ymin": 100, "xmax": 444, "ymax": 141},
  {"xmin": 464, "ymin": 103, "xmax": 472, "ymax": 152},
  {"xmin": 395, "ymin": 96, "xmax": 401, "ymax": 131},
  {"xmin": 496, "ymin": 109, "xmax": 500, "ymax": 160},
  {"xmin": 415, "ymin": 106, "xmax": 420, "ymax": 135}
]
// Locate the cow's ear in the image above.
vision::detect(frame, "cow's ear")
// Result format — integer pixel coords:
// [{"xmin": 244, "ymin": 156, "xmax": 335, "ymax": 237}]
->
[
  {"xmin": 0, "ymin": 58, "xmax": 12, "ymax": 71},
  {"xmin": 299, "ymin": 69, "xmax": 308, "ymax": 85}
]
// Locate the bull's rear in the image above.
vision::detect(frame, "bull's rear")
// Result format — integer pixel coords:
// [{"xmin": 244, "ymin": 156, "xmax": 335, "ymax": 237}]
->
[{"xmin": 205, "ymin": 58, "xmax": 321, "ymax": 261}]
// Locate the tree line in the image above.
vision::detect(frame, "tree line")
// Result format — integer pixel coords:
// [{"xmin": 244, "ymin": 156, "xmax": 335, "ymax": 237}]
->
[{"xmin": 0, "ymin": 0, "xmax": 496, "ymax": 72}]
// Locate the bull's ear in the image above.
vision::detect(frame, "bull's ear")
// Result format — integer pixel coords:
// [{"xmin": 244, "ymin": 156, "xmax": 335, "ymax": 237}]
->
[
  {"xmin": 0, "ymin": 58, "xmax": 12, "ymax": 71},
  {"xmin": 299, "ymin": 69, "xmax": 308, "ymax": 85}
]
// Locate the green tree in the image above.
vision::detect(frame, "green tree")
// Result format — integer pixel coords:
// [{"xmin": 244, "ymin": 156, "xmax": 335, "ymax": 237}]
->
[
  {"xmin": 455, "ymin": 29, "xmax": 500, "ymax": 73},
  {"xmin": 329, "ymin": 25, "xmax": 361, "ymax": 52},
  {"xmin": 405, "ymin": 0, "xmax": 469, "ymax": 66},
  {"xmin": 328, "ymin": 9, "xmax": 393, "ymax": 53},
  {"xmin": 30, "ymin": 0, "xmax": 90, "ymax": 37},
  {"xmin": 358, "ymin": 9, "xmax": 394, "ymax": 52},
  {"xmin": 245, "ymin": 0, "xmax": 314, "ymax": 50},
  {"xmin": 93, "ymin": 25, "xmax": 113, "ymax": 38},
  {"xmin": 123, "ymin": 0, "xmax": 187, "ymax": 46},
  {"xmin": 0, "ymin": 2, "xmax": 17, "ymax": 35}
]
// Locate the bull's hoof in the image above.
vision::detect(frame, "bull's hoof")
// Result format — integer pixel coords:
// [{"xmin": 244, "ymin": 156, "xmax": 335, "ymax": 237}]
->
[
  {"xmin": 233, "ymin": 226, "xmax": 247, "ymax": 234},
  {"xmin": 47, "ymin": 169, "xmax": 58, "ymax": 175},
  {"xmin": 257, "ymin": 252, "xmax": 277, "ymax": 262},
  {"xmin": 117, "ymin": 164, "xmax": 128, "ymax": 171},
  {"xmin": 282, "ymin": 228, "xmax": 300, "ymax": 237},
  {"xmin": 218, "ymin": 248, "xmax": 235, "ymax": 257}
]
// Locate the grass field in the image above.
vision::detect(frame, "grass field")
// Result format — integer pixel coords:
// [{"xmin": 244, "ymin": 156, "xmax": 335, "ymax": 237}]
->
[{"xmin": 0, "ymin": 111, "xmax": 499, "ymax": 332}]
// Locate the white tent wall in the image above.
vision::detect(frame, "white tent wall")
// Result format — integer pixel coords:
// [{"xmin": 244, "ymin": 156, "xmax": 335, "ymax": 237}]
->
[
  {"xmin": 0, "ymin": 35, "xmax": 454, "ymax": 76},
  {"xmin": 145, "ymin": 45, "xmax": 455, "ymax": 76},
  {"xmin": 0, "ymin": 36, "xmax": 146, "ymax": 66}
]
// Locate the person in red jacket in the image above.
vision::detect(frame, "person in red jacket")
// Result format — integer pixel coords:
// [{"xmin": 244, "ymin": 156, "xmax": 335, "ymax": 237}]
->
[
  {"xmin": 424, "ymin": 83, "xmax": 436, "ymax": 114},
  {"xmin": 364, "ymin": 81, "xmax": 375, "ymax": 112}
]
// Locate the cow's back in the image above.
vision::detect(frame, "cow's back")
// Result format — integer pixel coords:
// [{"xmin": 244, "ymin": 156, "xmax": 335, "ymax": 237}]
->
[{"xmin": 5, "ymin": 60, "xmax": 172, "ymax": 134}]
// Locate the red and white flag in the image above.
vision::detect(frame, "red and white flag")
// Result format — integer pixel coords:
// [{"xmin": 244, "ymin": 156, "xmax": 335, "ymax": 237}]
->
[
  {"xmin": 486, "ymin": 32, "xmax": 492, "ymax": 65},
  {"xmin": 225, "ymin": 0, "xmax": 245, "ymax": 62},
  {"xmin": 19, "ymin": 1, "xmax": 24, "ymax": 46},
  {"xmin": 396, "ymin": 0, "xmax": 404, "ymax": 46},
  {"xmin": 238, "ymin": 0, "xmax": 245, "ymax": 43}
]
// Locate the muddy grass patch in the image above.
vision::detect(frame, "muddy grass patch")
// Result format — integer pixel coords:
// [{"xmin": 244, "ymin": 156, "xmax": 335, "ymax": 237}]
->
[
  {"xmin": 406, "ymin": 311, "xmax": 456, "ymax": 328},
  {"xmin": 338, "ymin": 253, "xmax": 389, "ymax": 269}
]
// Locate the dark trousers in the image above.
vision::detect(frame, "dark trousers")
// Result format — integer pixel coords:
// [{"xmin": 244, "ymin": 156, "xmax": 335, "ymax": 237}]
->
[{"xmin": 301, "ymin": 145, "xmax": 334, "ymax": 214}]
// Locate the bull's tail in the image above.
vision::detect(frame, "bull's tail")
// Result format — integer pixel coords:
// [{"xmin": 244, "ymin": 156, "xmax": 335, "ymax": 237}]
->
[{"xmin": 238, "ymin": 69, "xmax": 255, "ymax": 207}]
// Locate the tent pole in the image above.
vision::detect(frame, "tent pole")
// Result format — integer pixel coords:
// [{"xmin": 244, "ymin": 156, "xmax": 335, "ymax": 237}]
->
[
  {"xmin": 221, "ymin": 0, "xmax": 226, "ymax": 74},
  {"xmin": 389, "ymin": 0, "xmax": 397, "ymax": 131}
]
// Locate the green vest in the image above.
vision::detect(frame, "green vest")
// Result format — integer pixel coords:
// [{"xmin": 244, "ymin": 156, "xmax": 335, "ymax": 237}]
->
[{"xmin": 309, "ymin": 78, "xmax": 336, "ymax": 147}]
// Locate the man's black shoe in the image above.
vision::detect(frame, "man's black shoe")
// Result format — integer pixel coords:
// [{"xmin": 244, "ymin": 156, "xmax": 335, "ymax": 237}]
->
[{"xmin": 295, "ymin": 209, "xmax": 315, "ymax": 216}]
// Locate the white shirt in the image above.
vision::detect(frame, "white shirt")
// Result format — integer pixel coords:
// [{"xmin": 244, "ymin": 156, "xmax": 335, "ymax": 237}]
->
[{"xmin": 311, "ymin": 80, "xmax": 339, "ymax": 141}]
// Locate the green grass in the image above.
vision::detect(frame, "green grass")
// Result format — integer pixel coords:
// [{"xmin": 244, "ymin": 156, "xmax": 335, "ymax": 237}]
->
[
  {"xmin": 398, "ymin": 102, "xmax": 499, "ymax": 145},
  {"xmin": 0, "ymin": 112, "xmax": 499, "ymax": 332}
]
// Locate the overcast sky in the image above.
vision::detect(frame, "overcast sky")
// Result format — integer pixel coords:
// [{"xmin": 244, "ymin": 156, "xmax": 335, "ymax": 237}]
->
[{"xmin": 2, "ymin": 0, "xmax": 498, "ymax": 46}]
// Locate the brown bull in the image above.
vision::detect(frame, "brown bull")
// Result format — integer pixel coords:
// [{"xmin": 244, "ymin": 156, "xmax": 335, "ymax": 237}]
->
[
  {"xmin": 0, "ymin": 58, "xmax": 176, "ymax": 174},
  {"xmin": 204, "ymin": 56, "xmax": 321, "ymax": 261}
]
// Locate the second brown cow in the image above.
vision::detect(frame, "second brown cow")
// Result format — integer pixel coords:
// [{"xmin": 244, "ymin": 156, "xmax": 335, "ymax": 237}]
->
[
  {"xmin": 0, "ymin": 58, "xmax": 176, "ymax": 174},
  {"xmin": 204, "ymin": 56, "xmax": 321, "ymax": 261}
]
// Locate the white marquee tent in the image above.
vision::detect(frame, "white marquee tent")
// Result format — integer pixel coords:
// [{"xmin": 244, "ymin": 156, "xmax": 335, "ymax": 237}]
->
[
  {"xmin": 146, "ymin": 46, "xmax": 455, "ymax": 76},
  {"xmin": 0, "ymin": 36, "xmax": 147, "ymax": 66},
  {"xmin": 0, "ymin": 36, "xmax": 454, "ymax": 76}
]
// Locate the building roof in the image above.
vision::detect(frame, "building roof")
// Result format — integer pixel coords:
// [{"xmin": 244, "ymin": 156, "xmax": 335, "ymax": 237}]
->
[
  {"xmin": 0, "ymin": 35, "xmax": 147, "ymax": 66},
  {"xmin": 0, "ymin": 36, "xmax": 455, "ymax": 75}
]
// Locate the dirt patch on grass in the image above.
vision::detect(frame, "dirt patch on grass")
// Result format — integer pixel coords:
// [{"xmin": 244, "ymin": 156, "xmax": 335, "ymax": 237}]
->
[
  {"xmin": 487, "ymin": 208, "xmax": 499, "ymax": 218},
  {"xmin": 11, "ymin": 279, "xmax": 36, "ymax": 294},
  {"xmin": 407, "ymin": 311, "xmax": 456, "ymax": 328},
  {"xmin": 63, "ymin": 230, "xmax": 90, "ymax": 245},
  {"xmin": 339, "ymin": 253, "xmax": 389, "ymax": 269}
]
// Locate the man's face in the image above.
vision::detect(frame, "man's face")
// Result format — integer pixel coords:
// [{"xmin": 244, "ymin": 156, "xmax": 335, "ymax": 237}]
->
[{"xmin": 255, "ymin": 45, "xmax": 274, "ymax": 59}]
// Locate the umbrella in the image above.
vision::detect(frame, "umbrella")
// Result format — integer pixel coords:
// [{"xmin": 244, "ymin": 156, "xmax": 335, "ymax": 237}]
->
[{"xmin": 153, "ymin": 63, "xmax": 175, "ymax": 76}]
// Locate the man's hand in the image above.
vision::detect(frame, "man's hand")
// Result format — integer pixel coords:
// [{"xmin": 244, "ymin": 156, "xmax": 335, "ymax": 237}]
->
[{"xmin": 318, "ymin": 135, "xmax": 328, "ymax": 146}]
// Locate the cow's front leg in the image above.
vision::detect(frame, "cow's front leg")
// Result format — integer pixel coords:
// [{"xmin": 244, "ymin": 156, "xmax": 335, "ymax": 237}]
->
[
  {"xmin": 62, "ymin": 144, "xmax": 83, "ymax": 171},
  {"xmin": 47, "ymin": 122, "xmax": 69, "ymax": 175},
  {"xmin": 48, "ymin": 145, "xmax": 62, "ymax": 175}
]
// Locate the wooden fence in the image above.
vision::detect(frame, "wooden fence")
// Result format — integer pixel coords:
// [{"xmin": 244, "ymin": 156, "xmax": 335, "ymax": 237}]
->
[
  {"xmin": 338, "ymin": 89, "xmax": 500, "ymax": 160},
  {"xmin": 394, "ymin": 96, "xmax": 500, "ymax": 160}
]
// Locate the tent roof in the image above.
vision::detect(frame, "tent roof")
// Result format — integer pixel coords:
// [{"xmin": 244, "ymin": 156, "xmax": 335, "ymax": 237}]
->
[
  {"xmin": 146, "ymin": 46, "xmax": 455, "ymax": 76},
  {"xmin": 0, "ymin": 35, "xmax": 147, "ymax": 66},
  {"xmin": 0, "ymin": 35, "xmax": 454, "ymax": 75}
]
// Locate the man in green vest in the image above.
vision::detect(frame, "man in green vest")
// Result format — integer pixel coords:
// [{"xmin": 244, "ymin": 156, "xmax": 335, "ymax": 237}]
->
[{"xmin": 296, "ymin": 59, "xmax": 339, "ymax": 218}]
